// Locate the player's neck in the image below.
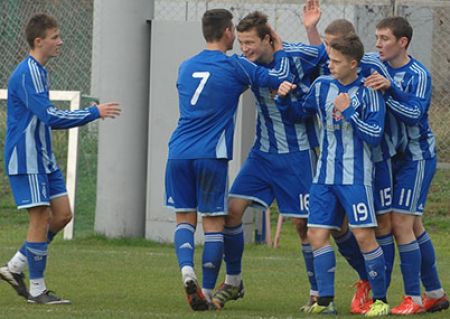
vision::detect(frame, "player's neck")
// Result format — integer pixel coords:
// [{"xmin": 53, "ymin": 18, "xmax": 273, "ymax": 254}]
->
[
  {"xmin": 387, "ymin": 52, "xmax": 410, "ymax": 69},
  {"xmin": 30, "ymin": 50, "xmax": 50, "ymax": 66},
  {"xmin": 258, "ymin": 48, "xmax": 275, "ymax": 65},
  {"xmin": 206, "ymin": 42, "xmax": 228, "ymax": 53},
  {"xmin": 337, "ymin": 72, "xmax": 358, "ymax": 86}
]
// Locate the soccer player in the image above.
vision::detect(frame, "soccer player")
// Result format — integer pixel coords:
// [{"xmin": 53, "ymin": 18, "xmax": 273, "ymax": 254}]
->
[
  {"xmin": 365, "ymin": 16, "xmax": 449, "ymax": 314},
  {"xmin": 211, "ymin": 10, "xmax": 327, "ymax": 310},
  {"xmin": 0, "ymin": 13, "xmax": 120, "ymax": 304},
  {"xmin": 303, "ymin": 2, "xmax": 398, "ymax": 313},
  {"xmin": 278, "ymin": 34, "xmax": 389, "ymax": 317},
  {"xmin": 165, "ymin": 8, "xmax": 290, "ymax": 311}
]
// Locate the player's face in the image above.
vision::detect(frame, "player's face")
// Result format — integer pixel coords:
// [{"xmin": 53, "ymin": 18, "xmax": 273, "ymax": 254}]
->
[
  {"xmin": 238, "ymin": 28, "xmax": 272, "ymax": 63},
  {"xmin": 324, "ymin": 33, "xmax": 339, "ymax": 54},
  {"xmin": 328, "ymin": 48, "xmax": 357, "ymax": 82},
  {"xmin": 375, "ymin": 27, "xmax": 404, "ymax": 62},
  {"xmin": 38, "ymin": 28, "xmax": 63, "ymax": 58}
]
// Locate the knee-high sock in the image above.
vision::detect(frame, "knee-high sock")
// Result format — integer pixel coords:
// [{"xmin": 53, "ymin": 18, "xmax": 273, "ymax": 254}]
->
[{"xmin": 202, "ymin": 232, "xmax": 224, "ymax": 289}]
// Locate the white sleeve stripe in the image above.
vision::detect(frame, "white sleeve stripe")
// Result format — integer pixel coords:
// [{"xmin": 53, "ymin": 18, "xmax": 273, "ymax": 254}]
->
[
  {"xmin": 29, "ymin": 60, "xmax": 45, "ymax": 93},
  {"xmin": 268, "ymin": 57, "xmax": 289, "ymax": 77},
  {"xmin": 387, "ymin": 97, "xmax": 421, "ymax": 119},
  {"xmin": 27, "ymin": 60, "xmax": 41, "ymax": 93},
  {"xmin": 411, "ymin": 63, "xmax": 428, "ymax": 98},
  {"xmin": 47, "ymin": 107, "xmax": 91, "ymax": 120},
  {"xmin": 350, "ymin": 113, "xmax": 382, "ymax": 137}
]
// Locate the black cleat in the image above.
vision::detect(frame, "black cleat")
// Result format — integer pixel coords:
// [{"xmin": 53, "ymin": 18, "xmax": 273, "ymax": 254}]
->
[
  {"xmin": 0, "ymin": 265, "xmax": 29, "ymax": 299},
  {"xmin": 28, "ymin": 290, "xmax": 71, "ymax": 305},
  {"xmin": 184, "ymin": 279, "xmax": 209, "ymax": 311}
]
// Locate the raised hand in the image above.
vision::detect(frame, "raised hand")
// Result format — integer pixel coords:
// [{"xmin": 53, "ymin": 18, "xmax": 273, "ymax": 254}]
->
[
  {"xmin": 277, "ymin": 81, "xmax": 297, "ymax": 97},
  {"xmin": 268, "ymin": 25, "xmax": 283, "ymax": 52},
  {"xmin": 303, "ymin": 0, "xmax": 321, "ymax": 30},
  {"xmin": 96, "ymin": 102, "xmax": 121, "ymax": 119}
]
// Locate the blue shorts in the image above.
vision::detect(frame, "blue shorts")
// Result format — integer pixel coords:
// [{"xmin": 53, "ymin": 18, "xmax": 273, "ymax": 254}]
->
[
  {"xmin": 8, "ymin": 169, "xmax": 67, "ymax": 210},
  {"xmin": 308, "ymin": 184, "xmax": 377, "ymax": 229},
  {"xmin": 229, "ymin": 149, "xmax": 317, "ymax": 218},
  {"xmin": 165, "ymin": 158, "xmax": 228, "ymax": 216},
  {"xmin": 392, "ymin": 156, "xmax": 436, "ymax": 216},
  {"xmin": 373, "ymin": 158, "xmax": 393, "ymax": 215}
]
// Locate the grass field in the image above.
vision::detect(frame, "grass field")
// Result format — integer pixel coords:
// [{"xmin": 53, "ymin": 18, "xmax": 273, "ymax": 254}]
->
[{"xmin": 0, "ymin": 208, "xmax": 449, "ymax": 318}]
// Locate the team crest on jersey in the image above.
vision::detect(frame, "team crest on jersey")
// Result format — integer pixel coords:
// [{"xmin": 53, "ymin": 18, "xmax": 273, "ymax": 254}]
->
[{"xmin": 350, "ymin": 95, "xmax": 360, "ymax": 109}]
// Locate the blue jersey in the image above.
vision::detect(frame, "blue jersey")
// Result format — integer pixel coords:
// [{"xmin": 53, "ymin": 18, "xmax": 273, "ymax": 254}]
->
[
  {"xmin": 317, "ymin": 48, "xmax": 398, "ymax": 162},
  {"xmin": 299, "ymin": 75, "xmax": 385, "ymax": 186},
  {"xmin": 250, "ymin": 42, "xmax": 326, "ymax": 154},
  {"xmin": 4, "ymin": 56, "xmax": 100, "ymax": 175},
  {"xmin": 384, "ymin": 57, "xmax": 435, "ymax": 160},
  {"xmin": 168, "ymin": 50, "xmax": 290, "ymax": 160}
]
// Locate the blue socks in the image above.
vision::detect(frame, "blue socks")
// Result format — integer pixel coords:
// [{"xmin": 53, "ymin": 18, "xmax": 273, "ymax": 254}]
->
[
  {"xmin": 19, "ymin": 230, "xmax": 58, "ymax": 257},
  {"xmin": 313, "ymin": 245, "xmax": 336, "ymax": 298},
  {"xmin": 26, "ymin": 242, "xmax": 48, "ymax": 280},
  {"xmin": 362, "ymin": 246, "xmax": 387, "ymax": 300},
  {"xmin": 398, "ymin": 240, "xmax": 421, "ymax": 297},
  {"xmin": 417, "ymin": 231, "xmax": 442, "ymax": 292},
  {"xmin": 202, "ymin": 232, "xmax": 224, "ymax": 290},
  {"xmin": 223, "ymin": 224, "xmax": 244, "ymax": 275},
  {"xmin": 377, "ymin": 233, "xmax": 395, "ymax": 289},
  {"xmin": 302, "ymin": 243, "xmax": 318, "ymax": 293},
  {"xmin": 174, "ymin": 223, "xmax": 195, "ymax": 269},
  {"xmin": 333, "ymin": 230, "xmax": 368, "ymax": 281}
]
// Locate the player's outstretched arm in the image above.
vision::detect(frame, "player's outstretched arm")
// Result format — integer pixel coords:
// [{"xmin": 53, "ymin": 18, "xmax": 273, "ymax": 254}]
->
[{"xmin": 303, "ymin": 0, "xmax": 322, "ymax": 45}]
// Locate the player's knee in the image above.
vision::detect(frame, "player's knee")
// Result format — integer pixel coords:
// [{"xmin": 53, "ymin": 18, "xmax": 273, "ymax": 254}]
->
[{"xmin": 375, "ymin": 214, "xmax": 392, "ymax": 236}]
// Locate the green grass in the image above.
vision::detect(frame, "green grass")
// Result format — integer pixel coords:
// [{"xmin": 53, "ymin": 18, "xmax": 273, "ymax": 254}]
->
[{"xmin": 0, "ymin": 212, "xmax": 449, "ymax": 318}]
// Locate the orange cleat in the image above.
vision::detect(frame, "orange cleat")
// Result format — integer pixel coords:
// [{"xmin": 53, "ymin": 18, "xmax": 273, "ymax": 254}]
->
[
  {"xmin": 423, "ymin": 293, "xmax": 449, "ymax": 313},
  {"xmin": 391, "ymin": 296, "xmax": 425, "ymax": 315},
  {"xmin": 351, "ymin": 280, "xmax": 371, "ymax": 314}
]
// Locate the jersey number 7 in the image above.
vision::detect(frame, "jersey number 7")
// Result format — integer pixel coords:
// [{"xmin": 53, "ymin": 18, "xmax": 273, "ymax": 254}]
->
[{"xmin": 190, "ymin": 72, "xmax": 210, "ymax": 106}]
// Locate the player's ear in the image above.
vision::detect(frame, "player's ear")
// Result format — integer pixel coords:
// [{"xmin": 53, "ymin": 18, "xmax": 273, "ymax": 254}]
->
[{"xmin": 399, "ymin": 36, "xmax": 409, "ymax": 49}]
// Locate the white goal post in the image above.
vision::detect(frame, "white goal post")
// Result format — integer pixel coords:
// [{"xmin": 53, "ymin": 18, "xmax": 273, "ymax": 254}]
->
[{"xmin": 0, "ymin": 89, "xmax": 80, "ymax": 240}]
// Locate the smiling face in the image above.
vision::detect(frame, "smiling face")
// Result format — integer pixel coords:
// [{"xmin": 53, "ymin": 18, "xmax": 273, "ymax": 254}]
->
[
  {"xmin": 237, "ymin": 28, "xmax": 273, "ymax": 64},
  {"xmin": 375, "ymin": 27, "xmax": 408, "ymax": 62}
]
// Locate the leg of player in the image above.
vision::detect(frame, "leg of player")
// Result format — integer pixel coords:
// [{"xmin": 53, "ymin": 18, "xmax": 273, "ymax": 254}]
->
[
  {"xmin": 307, "ymin": 227, "xmax": 338, "ymax": 315},
  {"xmin": 292, "ymin": 217, "xmax": 319, "ymax": 312},
  {"xmin": 175, "ymin": 212, "xmax": 209, "ymax": 311},
  {"xmin": 201, "ymin": 215, "xmax": 224, "ymax": 304},
  {"xmin": 332, "ymin": 220, "xmax": 371, "ymax": 314},
  {"xmin": 26, "ymin": 206, "xmax": 70, "ymax": 305},
  {"xmin": 351, "ymin": 227, "xmax": 389, "ymax": 317},
  {"xmin": 413, "ymin": 217, "xmax": 449, "ymax": 313},
  {"xmin": 374, "ymin": 213, "xmax": 394, "ymax": 291},
  {"xmin": 391, "ymin": 213, "xmax": 425, "ymax": 314},
  {"xmin": 211, "ymin": 198, "xmax": 248, "ymax": 309}
]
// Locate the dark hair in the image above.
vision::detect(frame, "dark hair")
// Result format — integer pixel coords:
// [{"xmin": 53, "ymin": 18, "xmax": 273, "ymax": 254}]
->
[
  {"xmin": 376, "ymin": 16, "xmax": 413, "ymax": 48},
  {"xmin": 330, "ymin": 33, "xmax": 364, "ymax": 64},
  {"xmin": 325, "ymin": 19, "xmax": 356, "ymax": 37},
  {"xmin": 236, "ymin": 11, "xmax": 271, "ymax": 40},
  {"xmin": 202, "ymin": 9, "xmax": 233, "ymax": 42},
  {"xmin": 25, "ymin": 13, "xmax": 58, "ymax": 48}
]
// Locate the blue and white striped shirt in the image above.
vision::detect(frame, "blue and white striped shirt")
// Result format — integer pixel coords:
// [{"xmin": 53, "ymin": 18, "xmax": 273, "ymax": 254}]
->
[
  {"xmin": 250, "ymin": 42, "xmax": 326, "ymax": 154},
  {"xmin": 384, "ymin": 56, "xmax": 435, "ymax": 160},
  {"xmin": 4, "ymin": 56, "xmax": 100, "ymax": 175},
  {"xmin": 301, "ymin": 75, "xmax": 385, "ymax": 186},
  {"xmin": 168, "ymin": 50, "xmax": 290, "ymax": 160}
]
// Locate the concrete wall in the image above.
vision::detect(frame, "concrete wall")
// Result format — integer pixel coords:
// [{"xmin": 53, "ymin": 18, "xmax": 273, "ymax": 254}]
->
[{"xmin": 92, "ymin": 0, "xmax": 153, "ymax": 237}]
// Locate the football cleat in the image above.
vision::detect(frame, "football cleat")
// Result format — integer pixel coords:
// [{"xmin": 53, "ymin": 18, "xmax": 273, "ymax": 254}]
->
[
  {"xmin": 391, "ymin": 296, "xmax": 425, "ymax": 315},
  {"xmin": 351, "ymin": 280, "xmax": 371, "ymax": 314},
  {"xmin": 28, "ymin": 290, "xmax": 71, "ymax": 305},
  {"xmin": 211, "ymin": 281, "xmax": 244, "ymax": 309},
  {"xmin": 423, "ymin": 293, "xmax": 449, "ymax": 313},
  {"xmin": 184, "ymin": 279, "xmax": 209, "ymax": 311},
  {"xmin": 308, "ymin": 301, "xmax": 338, "ymax": 315},
  {"xmin": 365, "ymin": 299, "xmax": 390, "ymax": 317},
  {"xmin": 0, "ymin": 265, "xmax": 29, "ymax": 299},
  {"xmin": 300, "ymin": 294, "xmax": 319, "ymax": 312}
]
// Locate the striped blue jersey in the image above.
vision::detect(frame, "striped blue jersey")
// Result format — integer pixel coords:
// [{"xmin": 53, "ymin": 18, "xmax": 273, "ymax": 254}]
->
[
  {"xmin": 383, "ymin": 56, "xmax": 435, "ymax": 160},
  {"xmin": 318, "ymin": 48, "xmax": 398, "ymax": 162},
  {"xmin": 168, "ymin": 49, "xmax": 290, "ymax": 160},
  {"xmin": 302, "ymin": 75, "xmax": 385, "ymax": 186},
  {"xmin": 250, "ymin": 42, "xmax": 326, "ymax": 154},
  {"xmin": 4, "ymin": 56, "xmax": 100, "ymax": 175}
]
